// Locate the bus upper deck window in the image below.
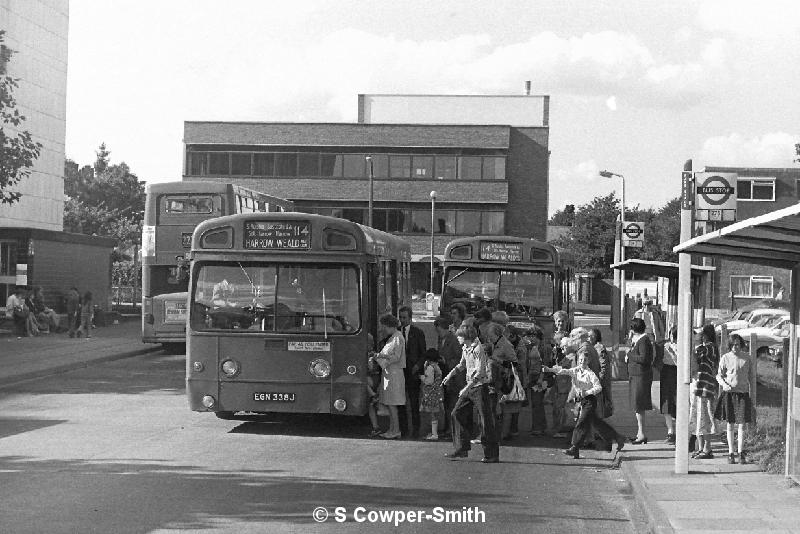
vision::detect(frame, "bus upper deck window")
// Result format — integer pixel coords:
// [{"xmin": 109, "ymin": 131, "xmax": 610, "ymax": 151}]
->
[
  {"xmin": 324, "ymin": 229, "xmax": 356, "ymax": 250},
  {"xmin": 449, "ymin": 245, "xmax": 472, "ymax": 260},
  {"xmin": 165, "ymin": 196, "xmax": 213, "ymax": 214}
]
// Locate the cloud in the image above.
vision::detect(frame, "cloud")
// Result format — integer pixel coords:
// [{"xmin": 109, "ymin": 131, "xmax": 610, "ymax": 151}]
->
[
  {"xmin": 697, "ymin": 0, "xmax": 800, "ymax": 37},
  {"xmin": 697, "ymin": 132, "xmax": 799, "ymax": 168},
  {"xmin": 606, "ymin": 96, "xmax": 617, "ymax": 111}
]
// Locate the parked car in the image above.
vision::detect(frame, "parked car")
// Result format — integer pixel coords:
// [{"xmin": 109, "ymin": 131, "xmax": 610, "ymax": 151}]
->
[
  {"xmin": 730, "ymin": 315, "xmax": 790, "ymax": 358},
  {"xmin": 716, "ymin": 308, "xmax": 789, "ymax": 334}
]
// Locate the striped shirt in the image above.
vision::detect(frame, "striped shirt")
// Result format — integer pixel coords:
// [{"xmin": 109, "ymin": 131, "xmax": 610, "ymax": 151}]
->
[{"xmin": 692, "ymin": 342, "xmax": 719, "ymax": 399}]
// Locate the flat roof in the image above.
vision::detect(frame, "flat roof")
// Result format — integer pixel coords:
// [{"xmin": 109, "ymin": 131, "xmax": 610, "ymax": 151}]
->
[
  {"xmin": 609, "ymin": 259, "xmax": 715, "ymax": 278},
  {"xmin": 673, "ymin": 203, "xmax": 800, "ymax": 268}
]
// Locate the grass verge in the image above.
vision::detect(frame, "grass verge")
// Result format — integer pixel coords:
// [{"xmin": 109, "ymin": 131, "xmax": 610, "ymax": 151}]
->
[{"xmin": 742, "ymin": 359, "xmax": 785, "ymax": 474}]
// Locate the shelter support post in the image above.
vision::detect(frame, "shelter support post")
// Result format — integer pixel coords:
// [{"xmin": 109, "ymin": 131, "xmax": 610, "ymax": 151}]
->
[
  {"xmin": 786, "ymin": 265, "xmax": 799, "ymax": 480},
  {"xmin": 675, "ymin": 160, "xmax": 693, "ymax": 475}
]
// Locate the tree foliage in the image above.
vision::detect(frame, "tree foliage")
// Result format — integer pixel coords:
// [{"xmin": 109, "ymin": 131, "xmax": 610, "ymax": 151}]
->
[
  {"xmin": 551, "ymin": 194, "xmax": 681, "ymax": 277},
  {"xmin": 63, "ymin": 144, "xmax": 145, "ymax": 252},
  {"xmin": 548, "ymin": 204, "xmax": 575, "ymax": 226},
  {"xmin": 0, "ymin": 30, "xmax": 43, "ymax": 205}
]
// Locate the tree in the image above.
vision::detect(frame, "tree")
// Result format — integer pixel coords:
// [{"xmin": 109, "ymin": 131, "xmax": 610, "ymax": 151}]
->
[
  {"xmin": 63, "ymin": 145, "xmax": 145, "ymax": 247},
  {"xmin": 553, "ymin": 193, "xmax": 619, "ymax": 276},
  {"xmin": 0, "ymin": 30, "xmax": 42, "ymax": 205},
  {"xmin": 548, "ymin": 204, "xmax": 575, "ymax": 226},
  {"xmin": 552, "ymin": 193, "xmax": 681, "ymax": 277}
]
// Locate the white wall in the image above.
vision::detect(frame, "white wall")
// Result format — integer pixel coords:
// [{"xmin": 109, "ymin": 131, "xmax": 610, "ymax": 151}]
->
[
  {"xmin": 0, "ymin": 0, "xmax": 69, "ymax": 231},
  {"xmin": 360, "ymin": 94, "xmax": 547, "ymax": 127}
]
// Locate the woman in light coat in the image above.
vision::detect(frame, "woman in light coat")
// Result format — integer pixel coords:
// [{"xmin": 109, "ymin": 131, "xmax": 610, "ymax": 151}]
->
[{"xmin": 373, "ymin": 313, "xmax": 406, "ymax": 439}]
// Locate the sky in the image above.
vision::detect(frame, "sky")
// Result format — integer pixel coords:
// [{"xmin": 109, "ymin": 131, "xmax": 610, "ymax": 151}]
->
[{"xmin": 65, "ymin": 0, "xmax": 800, "ymax": 216}]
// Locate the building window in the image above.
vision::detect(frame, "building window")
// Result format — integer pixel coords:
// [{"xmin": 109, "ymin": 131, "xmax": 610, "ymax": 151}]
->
[
  {"xmin": 390, "ymin": 155, "xmax": 411, "ymax": 179},
  {"xmin": 482, "ymin": 157, "xmax": 506, "ymax": 180},
  {"xmin": 387, "ymin": 209, "xmax": 408, "ymax": 232},
  {"xmin": 481, "ymin": 212, "xmax": 505, "ymax": 234},
  {"xmin": 188, "ymin": 152, "xmax": 207, "ymax": 175},
  {"xmin": 275, "ymin": 153, "xmax": 298, "ymax": 176},
  {"xmin": 298, "ymin": 153, "xmax": 320, "ymax": 176},
  {"xmin": 412, "ymin": 156, "xmax": 434, "ymax": 179},
  {"xmin": 456, "ymin": 210, "xmax": 481, "ymax": 235},
  {"xmin": 410, "ymin": 210, "xmax": 431, "ymax": 233},
  {"xmin": 737, "ymin": 178, "xmax": 775, "ymax": 201},
  {"xmin": 231, "ymin": 153, "xmax": 252, "ymax": 175},
  {"xmin": 341, "ymin": 155, "xmax": 366, "ymax": 178},
  {"xmin": 458, "ymin": 157, "xmax": 482, "ymax": 180},
  {"xmin": 433, "ymin": 210, "xmax": 455, "ymax": 234},
  {"xmin": 435, "ymin": 156, "xmax": 457, "ymax": 180},
  {"xmin": 367, "ymin": 155, "xmax": 389, "ymax": 179},
  {"xmin": 208, "ymin": 153, "xmax": 230, "ymax": 175},
  {"xmin": 331, "ymin": 207, "xmax": 365, "ymax": 224},
  {"xmin": 1, "ymin": 241, "xmax": 17, "ymax": 276},
  {"xmin": 254, "ymin": 153, "xmax": 275, "ymax": 176},
  {"xmin": 730, "ymin": 275, "xmax": 774, "ymax": 297}
]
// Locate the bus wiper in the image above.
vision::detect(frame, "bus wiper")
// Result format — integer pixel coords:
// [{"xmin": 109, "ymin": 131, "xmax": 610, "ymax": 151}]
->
[
  {"xmin": 445, "ymin": 268, "xmax": 470, "ymax": 286},
  {"xmin": 238, "ymin": 262, "xmax": 259, "ymax": 308}
]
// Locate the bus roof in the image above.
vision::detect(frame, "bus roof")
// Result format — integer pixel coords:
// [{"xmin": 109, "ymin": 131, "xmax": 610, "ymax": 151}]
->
[{"xmin": 191, "ymin": 212, "xmax": 411, "ymax": 259}]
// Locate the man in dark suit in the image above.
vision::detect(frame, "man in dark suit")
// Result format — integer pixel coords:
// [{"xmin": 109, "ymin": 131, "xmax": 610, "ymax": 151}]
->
[{"xmin": 398, "ymin": 305, "xmax": 427, "ymax": 438}]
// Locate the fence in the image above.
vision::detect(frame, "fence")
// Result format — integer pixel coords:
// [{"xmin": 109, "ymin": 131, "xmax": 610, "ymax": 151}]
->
[{"xmin": 112, "ymin": 286, "xmax": 141, "ymax": 309}]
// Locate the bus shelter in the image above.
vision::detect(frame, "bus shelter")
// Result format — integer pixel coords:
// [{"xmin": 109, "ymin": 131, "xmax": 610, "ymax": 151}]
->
[
  {"xmin": 609, "ymin": 259, "xmax": 715, "ymax": 334},
  {"xmin": 674, "ymin": 203, "xmax": 800, "ymax": 482}
]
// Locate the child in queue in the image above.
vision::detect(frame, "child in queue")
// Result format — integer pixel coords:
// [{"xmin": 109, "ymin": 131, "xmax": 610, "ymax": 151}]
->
[
  {"xmin": 419, "ymin": 348, "xmax": 445, "ymax": 440},
  {"xmin": 714, "ymin": 334, "xmax": 754, "ymax": 464}
]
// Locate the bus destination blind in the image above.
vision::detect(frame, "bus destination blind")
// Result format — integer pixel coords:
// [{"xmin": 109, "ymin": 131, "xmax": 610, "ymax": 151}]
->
[
  {"xmin": 479, "ymin": 241, "xmax": 523, "ymax": 262},
  {"xmin": 244, "ymin": 221, "xmax": 311, "ymax": 250}
]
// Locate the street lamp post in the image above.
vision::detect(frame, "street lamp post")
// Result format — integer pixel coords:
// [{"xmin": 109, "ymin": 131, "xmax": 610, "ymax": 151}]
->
[
  {"xmin": 365, "ymin": 155, "xmax": 374, "ymax": 227},
  {"xmin": 430, "ymin": 191, "xmax": 437, "ymax": 296},
  {"xmin": 600, "ymin": 170, "xmax": 626, "ymax": 343}
]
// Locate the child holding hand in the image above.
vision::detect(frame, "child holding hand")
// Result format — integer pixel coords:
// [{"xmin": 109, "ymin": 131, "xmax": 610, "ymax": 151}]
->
[{"xmin": 419, "ymin": 348, "xmax": 444, "ymax": 440}]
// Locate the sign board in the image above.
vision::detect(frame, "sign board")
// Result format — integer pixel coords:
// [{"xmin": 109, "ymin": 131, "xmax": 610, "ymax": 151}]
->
[
  {"xmin": 479, "ymin": 241, "xmax": 522, "ymax": 262},
  {"xmin": 681, "ymin": 171, "xmax": 694, "ymax": 210},
  {"xmin": 244, "ymin": 221, "xmax": 311, "ymax": 250},
  {"xmin": 622, "ymin": 221, "xmax": 645, "ymax": 248},
  {"xmin": 695, "ymin": 172, "xmax": 737, "ymax": 222},
  {"xmin": 164, "ymin": 301, "xmax": 187, "ymax": 324},
  {"xmin": 288, "ymin": 341, "xmax": 330, "ymax": 352}
]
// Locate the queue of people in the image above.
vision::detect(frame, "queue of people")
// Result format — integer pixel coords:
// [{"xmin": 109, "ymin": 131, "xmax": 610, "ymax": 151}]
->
[
  {"xmin": 623, "ymin": 303, "xmax": 754, "ymax": 464},
  {"xmin": 366, "ymin": 306, "xmax": 626, "ymax": 463},
  {"xmin": 4, "ymin": 285, "xmax": 93, "ymax": 339}
]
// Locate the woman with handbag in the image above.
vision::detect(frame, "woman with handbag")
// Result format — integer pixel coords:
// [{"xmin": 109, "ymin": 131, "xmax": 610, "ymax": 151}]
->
[{"xmin": 544, "ymin": 351, "xmax": 626, "ymax": 459}]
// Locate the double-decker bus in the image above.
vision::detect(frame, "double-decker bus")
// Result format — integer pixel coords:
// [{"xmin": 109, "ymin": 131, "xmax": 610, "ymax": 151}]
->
[
  {"xmin": 440, "ymin": 235, "xmax": 572, "ymax": 342},
  {"xmin": 141, "ymin": 181, "xmax": 294, "ymax": 347},
  {"xmin": 186, "ymin": 212, "xmax": 411, "ymax": 418}
]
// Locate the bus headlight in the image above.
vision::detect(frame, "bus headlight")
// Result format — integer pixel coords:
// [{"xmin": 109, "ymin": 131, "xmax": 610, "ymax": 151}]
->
[
  {"xmin": 333, "ymin": 399, "xmax": 347, "ymax": 412},
  {"xmin": 202, "ymin": 395, "xmax": 216, "ymax": 408},
  {"xmin": 309, "ymin": 359, "xmax": 331, "ymax": 378},
  {"xmin": 221, "ymin": 359, "xmax": 240, "ymax": 378},
  {"xmin": 192, "ymin": 361, "xmax": 204, "ymax": 372},
  {"xmin": 346, "ymin": 365, "xmax": 357, "ymax": 375}
]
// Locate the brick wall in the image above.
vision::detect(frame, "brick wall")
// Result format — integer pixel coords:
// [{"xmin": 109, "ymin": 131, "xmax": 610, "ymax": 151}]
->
[{"xmin": 506, "ymin": 127, "xmax": 549, "ymax": 240}]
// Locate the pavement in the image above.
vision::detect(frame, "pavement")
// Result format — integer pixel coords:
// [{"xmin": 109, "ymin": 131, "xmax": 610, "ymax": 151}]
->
[
  {"xmin": 1, "ymin": 317, "xmax": 798, "ymax": 533},
  {"xmin": 0, "ymin": 316, "xmax": 161, "ymax": 387}
]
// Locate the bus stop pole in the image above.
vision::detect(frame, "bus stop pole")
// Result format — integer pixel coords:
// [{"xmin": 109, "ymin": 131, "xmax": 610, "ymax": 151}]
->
[{"xmin": 675, "ymin": 160, "xmax": 693, "ymax": 475}]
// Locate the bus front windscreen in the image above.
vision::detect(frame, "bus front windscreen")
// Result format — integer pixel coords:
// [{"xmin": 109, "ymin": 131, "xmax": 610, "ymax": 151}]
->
[
  {"xmin": 191, "ymin": 262, "xmax": 360, "ymax": 333},
  {"xmin": 443, "ymin": 268, "xmax": 554, "ymax": 317}
]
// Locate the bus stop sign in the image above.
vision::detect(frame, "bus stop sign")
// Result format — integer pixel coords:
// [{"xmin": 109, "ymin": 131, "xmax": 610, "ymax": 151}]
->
[
  {"xmin": 695, "ymin": 172, "xmax": 737, "ymax": 222},
  {"xmin": 622, "ymin": 221, "xmax": 644, "ymax": 248}
]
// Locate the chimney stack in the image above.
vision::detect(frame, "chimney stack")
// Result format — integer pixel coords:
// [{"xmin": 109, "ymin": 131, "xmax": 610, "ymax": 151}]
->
[{"xmin": 525, "ymin": 81, "xmax": 531, "ymax": 95}]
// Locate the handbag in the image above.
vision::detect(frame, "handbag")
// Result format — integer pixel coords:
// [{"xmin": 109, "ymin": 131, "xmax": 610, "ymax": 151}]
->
[
  {"xmin": 494, "ymin": 361, "xmax": 515, "ymax": 395},
  {"xmin": 501, "ymin": 364, "xmax": 526, "ymax": 403}
]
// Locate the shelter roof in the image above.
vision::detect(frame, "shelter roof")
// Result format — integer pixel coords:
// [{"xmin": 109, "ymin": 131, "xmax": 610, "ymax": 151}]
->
[
  {"xmin": 673, "ymin": 203, "xmax": 800, "ymax": 269},
  {"xmin": 609, "ymin": 259, "xmax": 715, "ymax": 278}
]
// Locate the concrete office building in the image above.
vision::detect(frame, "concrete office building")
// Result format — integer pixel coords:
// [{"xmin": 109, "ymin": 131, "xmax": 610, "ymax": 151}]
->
[
  {"xmin": 0, "ymin": 0, "xmax": 68, "ymax": 231},
  {"xmin": 0, "ymin": 1, "xmax": 115, "ymax": 312},
  {"xmin": 183, "ymin": 94, "xmax": 550, "ymax": 295}
]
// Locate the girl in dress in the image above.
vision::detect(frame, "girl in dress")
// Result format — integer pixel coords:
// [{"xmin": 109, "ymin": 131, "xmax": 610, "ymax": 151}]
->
[
  {"xmin": 714, "ymin": 334, "xmax": 754, "ymax": 464},
  {"xmin": 419, "ymin": 349, "xmax": 445, "ymax": 440}
]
